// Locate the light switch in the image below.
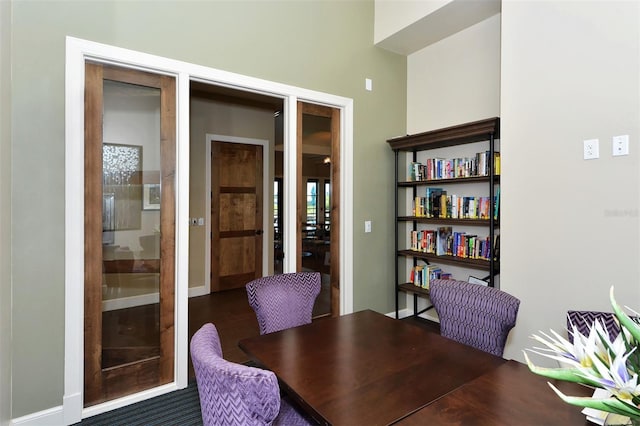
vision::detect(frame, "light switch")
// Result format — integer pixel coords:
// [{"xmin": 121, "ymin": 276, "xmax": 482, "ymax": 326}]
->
[
  {"xmin": 365, "ymin": 78, "xmax": 372, "ymax": 91},
  {"xmin": 364, "ymin": 220, "xmax": 372, "ymax": 233}
]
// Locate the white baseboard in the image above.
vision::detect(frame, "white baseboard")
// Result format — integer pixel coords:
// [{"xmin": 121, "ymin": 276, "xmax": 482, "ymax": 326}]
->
[
  {"xmin": 63, "ymin": 392, "xmax": 82, "ymax": 425},
  {"xmin": 188, "ymin": 285, "xmax": 208, "ymax": 298},
  {"xmin": 386, "ymin": 308, "xmax": 440, "ymax": 323},
  {"xmin": 81, "ymin": 382, "xmax": 179, "ymax": 420},
  {"xmin": 386, "ymin": 308, "xmax": 410, "ymax": 319},
  {"xmin": 11, "ymin": 406, "xmax": 63, "ymax": 426}
]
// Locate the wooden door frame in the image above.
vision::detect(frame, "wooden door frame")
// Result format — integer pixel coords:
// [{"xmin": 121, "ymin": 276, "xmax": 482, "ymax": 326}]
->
[
  {"xmin": 65, "ymin": 37, "xmax": 353, "ymax": 424},
  {"xmin": 195, "ymin": 135, "xmax": 271, "ymax": 297},
  {"xmin": 83, "ymin": 62, "xmax": 177, "ymax": 407}
]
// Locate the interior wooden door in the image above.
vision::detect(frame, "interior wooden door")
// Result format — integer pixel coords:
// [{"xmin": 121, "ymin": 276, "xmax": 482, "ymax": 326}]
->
[
  {"xmin": 210, "ymin": 141, "xmax": 263, "ymax": 291},
  {"xmin": 297, "ymin": 102, "xmax": 340, "ymax": 317},
  {"xmin": 84, "ymin": 62, "xmax": 176, "ymax": 406}
]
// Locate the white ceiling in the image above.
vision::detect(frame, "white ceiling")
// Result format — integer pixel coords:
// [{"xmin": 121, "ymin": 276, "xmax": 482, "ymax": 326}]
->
[{"xmin": 375, "ymin": 0, "xmax": 501, "ymax": 55}]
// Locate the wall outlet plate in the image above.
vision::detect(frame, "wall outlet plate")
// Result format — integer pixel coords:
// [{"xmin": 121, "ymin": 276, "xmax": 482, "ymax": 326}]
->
[
  {"xmin": 612, "ymin": 135, "xmax": 629, "ymax": 156},
  {"xmin": 583, "ymin": 139, "xmax": 599, "ymax": 160}
]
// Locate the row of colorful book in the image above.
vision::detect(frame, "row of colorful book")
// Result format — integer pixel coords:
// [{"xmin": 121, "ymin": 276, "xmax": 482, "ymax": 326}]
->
[
  {"xmin": 409, "ymin": 229, "xmax": 437, "ymax": 253},
  {"xmin": 414, "ymin": 188, "xmax": 499, "ymax": 220},
  {"xmin": 408, "ymin": 151, "xmax": 500, "ymax": 181},
  {"xmin": 409, "ymin": 264, "xmax": 452, "ymax": 289},
  {"xmin": 409, "ymin": 227, "xmax": 497, "ymax": 261},
  {"xmin": 409, "ymin": 227, "xmax": 452, "ymax": 256}
]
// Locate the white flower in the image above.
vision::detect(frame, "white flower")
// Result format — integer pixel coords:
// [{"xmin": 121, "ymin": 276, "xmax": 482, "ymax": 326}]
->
[{"xmin": 524, "ymin": 286, "xmax": 640, "ymax": 421}]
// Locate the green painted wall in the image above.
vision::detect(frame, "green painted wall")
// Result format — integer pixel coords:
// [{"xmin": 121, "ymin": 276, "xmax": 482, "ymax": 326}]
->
[
  {"xmin": 1, "ymin": 0, "xmax": 13, "ymax": 423},
  {"xmin": 9, "ymin": 0, "xmax": 405, "ymax": 417}
]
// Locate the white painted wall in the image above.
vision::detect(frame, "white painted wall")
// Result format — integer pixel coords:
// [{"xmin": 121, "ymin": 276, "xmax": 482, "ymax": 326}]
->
[
  {"xmin": 500, "ymin": 0, "xmax": 640, "ymax": 363},
  {"xmin": 405, "ymin": 1, "xmax": 640, "ymax": 363},
  {"xmin": 374, "ymin": 0, "xmax": 448, "ymax": 43},
  {"xmin": 374, "ymin": 0, "xmax": 500, "ymax": 55},
  {"xmin": 407, "ymin": 14, "xmax": 501, "ymax": 132}
]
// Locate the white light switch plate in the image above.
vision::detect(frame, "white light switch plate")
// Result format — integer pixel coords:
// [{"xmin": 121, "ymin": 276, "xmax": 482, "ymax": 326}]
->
[
  {"xmin": 612, "ymin": 135, "xmax": 629, "ymax": 156},
  {"xmin": 365, "ymin": 78, "xmax": 372, "ymax": 91}
]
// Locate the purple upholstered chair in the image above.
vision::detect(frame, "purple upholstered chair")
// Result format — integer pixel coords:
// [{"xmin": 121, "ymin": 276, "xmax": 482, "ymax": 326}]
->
[
  {"xmin": 567, "ymin": 310, "xmax": 622, "ymax": 343},
  {"xmin": 429, "ymin": 279, "xmax": 520, "ymax": 357},
  {"xmin": 190, "ymin": 323, "xmax": 312, "ymax": 426},
  {"xmin": 246, "ymin": 272, "xmax": 321, "ymax": 335}
]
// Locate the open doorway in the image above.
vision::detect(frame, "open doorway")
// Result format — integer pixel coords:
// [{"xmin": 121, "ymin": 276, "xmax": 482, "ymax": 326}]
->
[{"xmin": 187, "ymin": 82, "xmax": 337, "ymax": 366}]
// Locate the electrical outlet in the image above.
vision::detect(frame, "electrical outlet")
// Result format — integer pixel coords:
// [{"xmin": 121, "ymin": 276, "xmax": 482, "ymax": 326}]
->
[
  {"xmin": 583, "ymin": 139, "xmax": 599, "ymax": 160},
  {"xmin": 612, "ymin": 135, "xmax": 629, "ymax": 156}
]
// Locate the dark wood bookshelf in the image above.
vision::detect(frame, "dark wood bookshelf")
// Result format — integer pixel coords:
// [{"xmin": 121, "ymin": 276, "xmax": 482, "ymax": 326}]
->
[
  {"xmin": 398, "ymin": 175, "xmax": 499, "ymax": 187},
  {"xmin": 398, "ymin": 282, "xmax": 430, "ymax": 296},
  {"xmin": 398, "ymin": 216, "xmax": 499, "ymax": 227},
  {"xmin": 388, "ymin": 117, "xmax": 500, "ymax": 319},
  {"xmin": 397, "ymin": 249, "xmax": 496, "ymax": 270},
  {"xmin": 387, "ymin": 117, "xmax": 499, "ymax": 151}
]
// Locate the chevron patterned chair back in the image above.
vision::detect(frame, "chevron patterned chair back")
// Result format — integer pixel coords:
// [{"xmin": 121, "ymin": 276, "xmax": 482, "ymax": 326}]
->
[
  {"xmin": 246, "ymin": 272, "xmax": 321, "ymax": 335},
  {"xmin": 429, "ymin": 279, "xmax": 521, "ymax": 357},
  {"xmin": 190, "ymin": 323, "xmax": 312, "ymax": 426},
  {"xmin": 566, "ymin": 310, "xmax": 621, "ymax": 343}
]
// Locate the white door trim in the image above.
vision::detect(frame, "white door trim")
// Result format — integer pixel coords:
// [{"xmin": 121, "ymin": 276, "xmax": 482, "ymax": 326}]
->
[{"xmin": 64, "ymin": 36, "xmax": 353, "ymax": 425}]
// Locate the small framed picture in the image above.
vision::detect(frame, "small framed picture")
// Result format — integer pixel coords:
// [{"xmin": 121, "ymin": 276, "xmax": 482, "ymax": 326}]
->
[{"xmin": 143, "ymin": 183, "xmax": 161, "ymax": 211}]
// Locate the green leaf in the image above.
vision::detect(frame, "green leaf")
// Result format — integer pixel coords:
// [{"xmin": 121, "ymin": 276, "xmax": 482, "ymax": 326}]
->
[
  {"xmin": 611, "ymin": 287, "xmax": 640, "ymax": 343},
  {"xmin": 549, "ymin": 383, "xmax": 640, "ymax": 419},
  {"xmin": 524, "ymin": 352, "xmax": 600, "ymax": 387}
]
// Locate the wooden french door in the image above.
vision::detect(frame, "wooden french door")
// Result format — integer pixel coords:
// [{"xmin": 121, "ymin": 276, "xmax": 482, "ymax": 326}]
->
[
  {"xmin": 84, "ymin": 62, "xmax": 176, "ymax": 406},
  {"xmin": 210, "ymin": 141, "xmax": 263, "ymax": 291},
  {"xmin": 297, "ymin": 102, "xmax": 340, "ymax": 317}
]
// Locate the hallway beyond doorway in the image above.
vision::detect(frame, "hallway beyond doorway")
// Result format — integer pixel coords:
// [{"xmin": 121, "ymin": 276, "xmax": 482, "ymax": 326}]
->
[{"xmin": 187, "ymin": 283, "xmax": 331, "ymax": 377}]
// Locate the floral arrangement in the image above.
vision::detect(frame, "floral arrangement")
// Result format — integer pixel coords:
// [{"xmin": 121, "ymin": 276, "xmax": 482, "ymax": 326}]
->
[{"xmin": 524, "ymin": 287, "xmax": 640, "ymax": 423}]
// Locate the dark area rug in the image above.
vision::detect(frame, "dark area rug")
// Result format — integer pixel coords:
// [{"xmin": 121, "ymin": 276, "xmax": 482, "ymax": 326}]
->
[{"xmin": 77, "ymin": 381, "xmax": 202, "ymax": 426}]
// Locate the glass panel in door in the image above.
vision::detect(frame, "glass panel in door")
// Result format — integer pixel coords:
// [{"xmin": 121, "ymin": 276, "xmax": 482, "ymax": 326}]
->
[
  {"xmin": 101, "ymin": 80, "xmax": 161, "ymax": 367},
  {"xmin": 297, "ymin": 102, "xmax": 340, "ymax": 318},
  {"xmin": 84, "ymin": 62, "xmax": 176, "ymax": 406}
]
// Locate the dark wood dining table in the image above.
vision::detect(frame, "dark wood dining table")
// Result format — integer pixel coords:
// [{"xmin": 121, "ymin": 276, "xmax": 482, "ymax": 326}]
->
[
  {"xmin": 394, "ymin": 359, "xmax": 592, "ymax": 425},
  {"xmin": 239, "ymin": 309, "xmax": 506, "ymax": 425}
]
